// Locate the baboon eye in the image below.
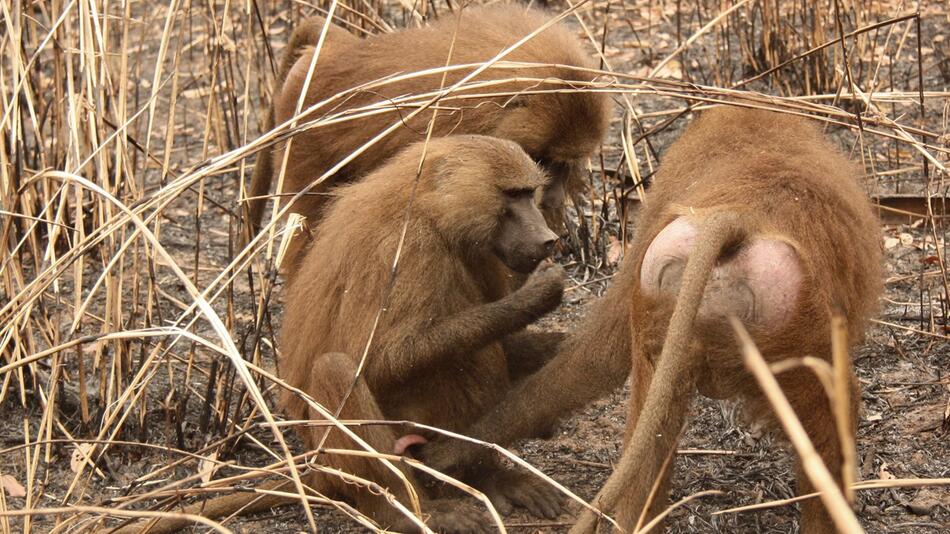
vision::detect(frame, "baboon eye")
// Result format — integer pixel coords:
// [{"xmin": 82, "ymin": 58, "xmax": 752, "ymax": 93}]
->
[{"xmin": 504, "ymin": 188, "xmax": 534, "ymax": 199}]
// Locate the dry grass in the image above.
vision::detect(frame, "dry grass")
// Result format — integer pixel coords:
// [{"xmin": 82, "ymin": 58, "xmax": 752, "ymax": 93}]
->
[{"xmin": 1, "ymin": 0, "xmax": 948, "ymax": 533}]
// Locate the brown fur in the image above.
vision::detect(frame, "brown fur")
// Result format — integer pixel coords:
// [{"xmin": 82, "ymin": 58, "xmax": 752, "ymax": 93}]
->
[
  {"xmin": 246, "ymin": 5, "xmax": 611, "ymax": 265},
  {"xmin": 421, "ymin": 108, "xmax": 883, "ymax": 533},
  {"xmin": 244, "ymin": 15, "xmax": 357, "ymax": 241},
  {"xmin": 105, "ymin": 136, "xmax": 570, "ymax": 534}
]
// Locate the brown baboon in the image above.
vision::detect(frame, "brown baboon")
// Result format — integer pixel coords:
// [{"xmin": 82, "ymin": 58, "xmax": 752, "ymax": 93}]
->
[
  {"xmin": 246, "ymin": 4, "xmax": 611, "ymax": 265},
  {"xmin": 104, "ymin": 136, "xmax": 569, "ymax": 534},
  {"xmin": 420, "ymin": 107, "xmax": 883, "ymax": 533}
]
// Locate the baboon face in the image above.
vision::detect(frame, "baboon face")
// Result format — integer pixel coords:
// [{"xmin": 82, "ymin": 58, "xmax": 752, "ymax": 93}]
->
[
  {"xmin": 640, "ymin": 216, "xmax": 803, "ymax": 329},
  {"xmin": 422, "ymin": 137, "xmax": 559, "ymax": 274},
  {"xmin": 491, "ymin": 90, "xmax": 610, "ymax": 234},
  {"xmin": 493, "ymin": 188, "xmax": 559, "ymax": 274}
]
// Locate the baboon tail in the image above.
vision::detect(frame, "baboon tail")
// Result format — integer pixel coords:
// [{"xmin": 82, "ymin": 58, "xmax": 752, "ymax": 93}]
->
[
  {"xmin": 570, "ymin": 211, "xmax": 745, "ymax": 534},
  {"xmin": 98, "ymin": 480, "xmax": 293, "ymax": 534}
]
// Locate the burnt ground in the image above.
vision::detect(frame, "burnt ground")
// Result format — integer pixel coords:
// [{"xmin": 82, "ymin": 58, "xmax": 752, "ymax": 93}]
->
[{"xmin": 1, "ymin": 0, "xmax": 949, "ymax": 533}]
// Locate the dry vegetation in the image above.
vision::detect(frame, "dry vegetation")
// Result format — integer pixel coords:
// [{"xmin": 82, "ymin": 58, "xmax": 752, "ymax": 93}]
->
[{"xmin": 1, "ymin": 0, "xmax": 949, "ymax": 533}]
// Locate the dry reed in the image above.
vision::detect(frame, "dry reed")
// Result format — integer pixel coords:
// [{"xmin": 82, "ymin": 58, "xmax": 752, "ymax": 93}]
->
[{"xmin": 1, "ymin": 0, "xmax": 947, "ymax": 532}]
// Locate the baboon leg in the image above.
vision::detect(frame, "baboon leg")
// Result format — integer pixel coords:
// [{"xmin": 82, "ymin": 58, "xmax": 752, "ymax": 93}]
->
[
  {"xmin": 244, "ymin": 136, "xmax": 274, "ymax": 242},
  {"xmin": 502, "ymin": 331, "xmax": 566, "ymax": 382},
  {"xmin": 306, "ymin": 353, "xmax": 486, "ymax": 532},
  {"xmin": 306, "ymin": 354, "xmax": 415, "ymax": 517},
  {"xmin": 499, "ymin": 331, "xmax": 567, "ymax": 439},
  {"xmin": 779, "ymin": 368, "xmax": 853, "ymax": 534}
]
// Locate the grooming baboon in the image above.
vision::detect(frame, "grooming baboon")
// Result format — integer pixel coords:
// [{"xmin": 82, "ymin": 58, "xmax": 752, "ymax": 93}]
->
[
  {"xmin": 104, "ymin": 136, "xmax": 569, "ymax": 534},
  {"xmin": 420, "ymin": 107, "xmax": 883, "ymax": 533},
  {"xmin": 246, "ymin": 4, "xmax": 611, "ymax": 265}
]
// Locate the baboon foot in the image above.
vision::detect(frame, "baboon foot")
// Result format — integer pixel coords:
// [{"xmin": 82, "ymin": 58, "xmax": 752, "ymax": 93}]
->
[
  {"xmin": 476, "ymin": 467, "xmax": 567, "ymax": 519},
  {"xmin": 391, "ymin": 499, "xmax": 493, "ymax": 534}
]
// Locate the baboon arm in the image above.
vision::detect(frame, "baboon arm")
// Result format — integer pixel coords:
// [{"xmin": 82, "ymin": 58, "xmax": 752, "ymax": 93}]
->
[
  {"xmin": 470, "ymin": 300, "xmax": 632, "ymax": 445},
  {"xmin": 502, "ymin": 330, "xmax": 567, "ymax": 381},
  {"xmin": 376, "ymin": 294, "xmax": 559, "ymax": 385},
  {"xmin": 463, "ymin": 259, "xmax": 645, "ymax": 447},
  {"xmin": 419, "ymin": 276, "xmax": 635, "ymax": 474}
]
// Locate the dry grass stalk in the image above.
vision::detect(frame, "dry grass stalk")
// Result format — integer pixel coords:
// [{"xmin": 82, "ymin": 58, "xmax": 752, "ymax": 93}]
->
[
  {"xmin": 731, "ymin": 318, "xmax": 863, "ymax": 533},
  {"xmin": 830, "ymin": 314, "xmax": 857, "ymax": 505},
  {"xmin": 0, "ymin": 1, "xmax": 947, "ymax": 532},
  {"xmin": 712, "ymin": 477, "xmax": 950, "ymax": 516}
]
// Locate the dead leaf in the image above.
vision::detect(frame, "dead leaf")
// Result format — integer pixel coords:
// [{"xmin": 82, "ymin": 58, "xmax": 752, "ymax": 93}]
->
[
  {"xmin": 0, "ymin": 474, "xmax": 25, "ymax": 498},
  {"xmin": 198, "ymin": 452, "xmax": 219, "ymax": 484},
  {"xmin": 653, "ymin": 59, "xmax": 683, "ymax": 79},
  {"xmin": 606, "ymin": 235, "xmax": 624, "ymax": 265},
  {"xmin": 181, "ymin": 87, "xmax": 211, "ymax": 100},
  {"xmin": 904, "ymin": 403, "xmax": 944, "ymax": 434},
  {"xmin": 878, "ymin": 462, "xmax": 895, "ymax": 480},
  {"xmin": 906, "ymin": 489, "xmax": 944, "ymax": 516},
  {"xmin": 70, "ymin": 443, "xmax": 95, "ymax": 474},
  {"xmin": 883, "ymin": 236, "xmax": 899, "ymax": 249}
]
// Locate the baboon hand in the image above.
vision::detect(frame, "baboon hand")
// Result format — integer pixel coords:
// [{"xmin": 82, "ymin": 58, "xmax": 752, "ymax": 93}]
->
[{"xmin": 516, "ymin": 262, "xmax": 566, "ymax": 316}]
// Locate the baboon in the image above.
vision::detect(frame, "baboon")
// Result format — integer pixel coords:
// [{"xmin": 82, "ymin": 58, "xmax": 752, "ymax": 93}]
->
[
  {"xmin": 420, "ymin": 107, "xmax": 883, "ymax": 533},
  {"xmin": 246, "ymin": 4, "xmax": 611, "ymax": 265},
  {"xmin": 104, "ymin": 136, "xmax": 569, "ymax": 534}
]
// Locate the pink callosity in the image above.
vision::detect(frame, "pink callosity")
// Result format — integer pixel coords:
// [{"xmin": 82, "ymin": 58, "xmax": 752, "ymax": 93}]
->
[{"xmin": 640, "ymin": 216, "xmax": 802, "ymax": 328}]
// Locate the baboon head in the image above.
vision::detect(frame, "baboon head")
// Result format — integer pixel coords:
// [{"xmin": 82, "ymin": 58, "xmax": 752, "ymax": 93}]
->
[
  {"xmin": 489, "ymin": 80, "xmax": 612, "ymax": 234},
  {"xmin": 419, "ymin": 135, "xmax": 559, "ymax": 274}
]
